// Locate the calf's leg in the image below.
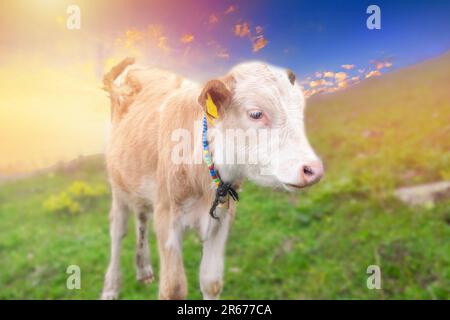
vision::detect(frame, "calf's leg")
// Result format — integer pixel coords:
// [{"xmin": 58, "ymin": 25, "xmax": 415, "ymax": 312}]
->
[
  {"xmin": 135, "ymin": 207, "xmax": 154, "ymax": 284},
  {"xmin": 200, "ymin": 213, "xmax": 231, "ymax": 300},
  {"xmin": 101, "ymin": 195, "xmax": 129, "ymax": 300},
  {"xmin": 154, "ymin": 204, "xmax": 187, "ymax": 299}
]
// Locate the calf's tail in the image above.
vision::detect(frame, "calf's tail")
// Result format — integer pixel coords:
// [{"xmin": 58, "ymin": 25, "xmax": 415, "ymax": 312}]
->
[{"xmin": 103, "ymin": 57, "xmax": 139, "ymax": 122}]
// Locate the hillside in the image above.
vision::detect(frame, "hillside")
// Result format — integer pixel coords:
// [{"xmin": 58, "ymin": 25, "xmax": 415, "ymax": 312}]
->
[
  {"xmin": 0, "ymin": 54, "xmax": 449, "ymax": 299},
  {"xmin": 306, "ymin": 52, "xmax": 450, "ymax": 192}
]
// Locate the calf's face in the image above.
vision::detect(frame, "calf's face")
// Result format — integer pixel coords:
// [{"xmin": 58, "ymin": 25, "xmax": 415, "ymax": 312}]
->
[{"xmin": 198, "ymin": 62, "xmax": 323, "ymax": 191}]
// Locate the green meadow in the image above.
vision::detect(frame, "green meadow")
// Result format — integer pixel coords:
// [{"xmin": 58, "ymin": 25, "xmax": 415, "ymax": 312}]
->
[{"xmin": 0, "ymin": 53, "xmax": 449, "ymax": 299}]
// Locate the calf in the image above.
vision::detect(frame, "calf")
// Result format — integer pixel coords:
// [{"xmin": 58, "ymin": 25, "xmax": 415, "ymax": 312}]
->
[{"xmin": 101, "ymin": 58, "xmax": 323, "ymax": 300}]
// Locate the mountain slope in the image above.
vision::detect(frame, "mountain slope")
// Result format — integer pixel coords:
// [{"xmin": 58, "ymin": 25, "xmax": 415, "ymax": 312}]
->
[{"xmin": 306, "ymin": 52, "xmax": 450, "ymax": 191}]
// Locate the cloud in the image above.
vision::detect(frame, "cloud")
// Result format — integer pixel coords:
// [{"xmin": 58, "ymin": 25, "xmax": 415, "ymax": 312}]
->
[
  {"xmin": 209, "ymin": 14, "xmax": 219, "ymax": 24},
  {"xmin": 157, "ymin": 36, "xmax": 170, "ymax": 52},
  {"xmin": 303, "ymin": 70, "xmax": 354, "ymax": 98},
  {"xmin": 115, "ymin": 26, "xmax": 171, "ymax": 57},
  {"xmin": 337, "ymin": 80, "xmax": 348, "ymax": 88},
  {"xmin": 372, "ymin": 60, "xmax": 393, "ymax": 70},
  {"xmin": 252, "ymin": 35, "xmax": 268, "ymax": 52},
  {"xmin": 148, "ymin": 24, "xmax": 165, "ymax": 39},
  {"xmin": 224, "ymin": 5, "xmax": 237, "ymax": 15},
  {"xmin": 341, "ymin": 64, "xmax": 355, "ymax": 70},
  {"xmin": 365, "ymin": 70, "xmax": 381, "ymax": 78},
  {"xmin": 303, "ymin": 56, "xmax": 392, "ymax": 98},
  {"xmin": 309, "ymin": 79, "xmax": 332, "ymax": 87},
  {"xmin": 180, "ymin": 34, "xmax": 194, "ymax": 44},
  {"xmin": 304, "ymin": 84, "xmax": 344, "ymax": 98},
  {"xmin": 234, "ymin": 23, "xmax": 250, "ymax": 37},
  {"xmin": 116, "ymin": 25, "xmax": 210, "ymax": 69},
  {"xmin": 304, "ymin": 87, "xmax": 330, "ymax": 98},
  {"xmin": 116, "ymin": 28, "xmax": 145, "ymax": 50},
  {"xmin": 377, "ymin": 61, "xmax": 392, "ymax": 69},
  {"xmin": 146, "ymin": 25, "xmax": 171, "ymax": 53},
  {"xmin": 326, "ymin": 87, "xmax": 339, "ymax": 94},
  {"xmin": 303, "ymin": 88, "xmax": 318, "ymax": 98},
  {"xmin": 234, "ymin": 22, "xmax": 268, "ymax": 53},
  {"xmin": 334, "ymin": 72, "xmax": 348, "ymax": 82},
  {"xmin": 308, "ymin": 80, "xmax": 321, "ymax": 88}
]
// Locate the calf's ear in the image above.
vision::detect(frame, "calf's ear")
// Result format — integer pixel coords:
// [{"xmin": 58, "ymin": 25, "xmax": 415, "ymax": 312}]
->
[
  {"xmin": 198, "ymin": 78, "xmax": 233, "ymax": 119},
  {"xmin": 287, "ymin": 69, "xmax": 296, "ymax": 85}
]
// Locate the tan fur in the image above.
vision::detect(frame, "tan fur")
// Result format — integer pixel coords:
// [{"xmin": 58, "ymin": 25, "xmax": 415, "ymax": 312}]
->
[
  {"xmin": 102, "ymin": 59, "xmax": 239, "ymax": 300},
  {"xmin": 103, "ymin": 57, "xmax": 137, "ymax": 122}
]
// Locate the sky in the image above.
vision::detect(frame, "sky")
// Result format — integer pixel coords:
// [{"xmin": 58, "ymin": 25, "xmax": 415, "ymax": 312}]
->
[{"xmin": 0, "ymin": 0, "xmax": 449, "ymax": 173}]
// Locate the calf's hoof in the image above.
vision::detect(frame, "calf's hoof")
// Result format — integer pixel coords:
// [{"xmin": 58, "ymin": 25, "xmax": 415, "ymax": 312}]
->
[
  {"xmin": 100, "ymin": 290, "xmax": 119, "ymax": 300},
  {"xmin": 136, "ymin": 265, "xmax": 154, "ymax": 285}
]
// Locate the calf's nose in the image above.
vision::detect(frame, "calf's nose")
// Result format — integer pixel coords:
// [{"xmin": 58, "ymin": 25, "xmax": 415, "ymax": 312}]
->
[{"xmin": 301, "ymin": 161, "xmax": 324, "ymax": 186}]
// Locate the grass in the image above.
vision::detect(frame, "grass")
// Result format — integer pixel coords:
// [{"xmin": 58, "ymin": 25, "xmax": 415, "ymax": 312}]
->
[{"xmin": 0, "ymin": 53, "xmax": 449, "ymax": 299}]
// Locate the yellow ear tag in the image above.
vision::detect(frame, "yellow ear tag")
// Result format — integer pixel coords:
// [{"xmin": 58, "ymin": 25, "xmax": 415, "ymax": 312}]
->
[{"xmin": 206, "ymin": 93, "xmax": 219, "ymax": 124}]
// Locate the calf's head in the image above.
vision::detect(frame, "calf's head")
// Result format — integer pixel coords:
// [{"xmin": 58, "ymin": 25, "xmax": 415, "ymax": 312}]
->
[{"xmin": 198, "ymin": 62, "xmax": 323, "ymax": 191}]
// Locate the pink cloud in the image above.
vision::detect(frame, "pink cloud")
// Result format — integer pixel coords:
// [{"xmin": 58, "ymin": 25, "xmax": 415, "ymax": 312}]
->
[
  {"xmin": 337, "ymin": 80, "xmax": 348, "ymax": 88},
  {"xmin": 309, "ymin": 79, "xmax": 333, "ymax": 87},
  {"xmin": 225, "ymin": 5, "xmax": 237, "ymax": 15},
  {"xmin": 365, "ymin": 70, "xmax": 381, "ymax": 78},
  {"xmin": 180, "ymin": 34, "xmax": 194, "ymax": 44},
  {"xmin": 341, "ymin": 64, "xmax": 355, "ymax": 70},
  {"xmin": 209, "ymin": 14, "xmax": 219, "ymax": 24},
  {"xmin": 335, "ymin": 72, "xmax": 348, "ymax": 82},
  {"xmin": 371, "ymin": 60, "xmax": 393, "ymax": 70},
  {"xmin": 234, "ymin": 23, "xmax": 250, "ymax": 37},
  {"xmin": 252, "ymin": 35, "xmax": 268, "ymax": 52}
]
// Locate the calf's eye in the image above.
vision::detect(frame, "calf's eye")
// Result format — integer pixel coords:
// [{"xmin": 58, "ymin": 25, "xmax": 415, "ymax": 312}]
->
[{"xmin": 248, "ymin": 110, "xmax": 263, "ymax": 120}]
